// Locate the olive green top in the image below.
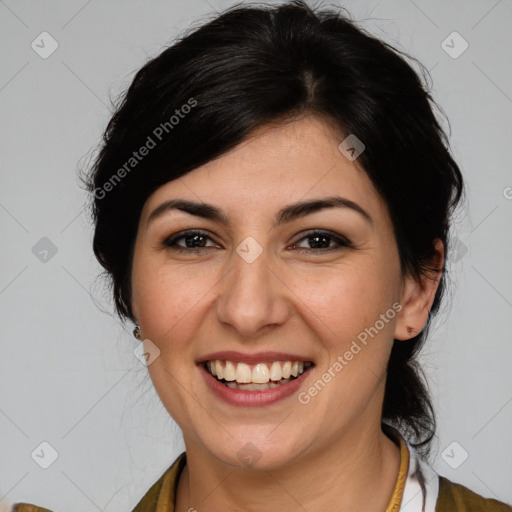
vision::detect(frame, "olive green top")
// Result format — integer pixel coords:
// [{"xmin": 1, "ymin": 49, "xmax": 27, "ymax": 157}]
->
[{"xmin": 11, "ymin": 438, "xmax": 512, "ymax": 511}]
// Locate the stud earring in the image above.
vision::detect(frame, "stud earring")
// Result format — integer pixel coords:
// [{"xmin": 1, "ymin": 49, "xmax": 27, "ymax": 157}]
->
[
  {"xmin": 133, "ymin": 324, "xmax": 141, "ymax": 340},
  {"xmin": 407, "ymin": 326, "xmax": 416, "ymax": 336}
]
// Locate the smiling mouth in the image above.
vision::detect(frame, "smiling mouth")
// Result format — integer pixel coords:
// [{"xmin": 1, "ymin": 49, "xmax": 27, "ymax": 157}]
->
[{"xmin": 203, "ymin": 359, "xmax": 314, "ymax": 391}]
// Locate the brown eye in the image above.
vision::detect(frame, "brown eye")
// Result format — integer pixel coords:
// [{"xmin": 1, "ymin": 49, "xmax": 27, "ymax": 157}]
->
[
  {"xmin": 163, "ymin": 230, "xmax": 218, "ymax": 252},
  {"xmin": 291, "ymin": 230, "xmax": 353, "ymax": 254}
]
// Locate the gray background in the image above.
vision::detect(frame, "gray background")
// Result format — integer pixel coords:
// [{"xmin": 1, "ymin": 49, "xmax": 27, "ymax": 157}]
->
[{"xmin": 1, "ymin": 0, "xmax": 511, "ymax": 510}]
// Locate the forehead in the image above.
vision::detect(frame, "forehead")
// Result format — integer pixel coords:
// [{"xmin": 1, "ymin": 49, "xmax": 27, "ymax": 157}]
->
[{"xmin": 140, "ymin": 116, "xmax": 385, "ymax": 223}]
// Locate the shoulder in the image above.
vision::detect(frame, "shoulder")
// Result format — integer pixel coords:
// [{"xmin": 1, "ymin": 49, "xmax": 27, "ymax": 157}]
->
[
  {"xmin": 436, "ymin": 476, "xmax": 512, "ymax": 511},
  {"xmin": 131, "ymin": 452, "xmax": 187, "ymax": 511},
  {"xmin": 9, "ymin": 453, "xmax": 187, "ymax": 512},
  {"xmin": 9, "ymin": 478, "xmax": 167, "ymax": 512},
  {"xmin": 10, "ymin": 505, "xmax": 54, "ymax": 512}
]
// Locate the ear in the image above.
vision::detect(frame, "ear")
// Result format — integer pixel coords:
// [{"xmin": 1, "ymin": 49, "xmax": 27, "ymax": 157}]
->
[{"xmin": 394, "ymin": 238, "xmax": 444, "ymax": 341}]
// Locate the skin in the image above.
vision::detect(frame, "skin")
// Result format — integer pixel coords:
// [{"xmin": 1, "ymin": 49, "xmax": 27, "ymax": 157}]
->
[{"xmin": 130, "ymin": 115, "xmax": 444, "ymax": 511}]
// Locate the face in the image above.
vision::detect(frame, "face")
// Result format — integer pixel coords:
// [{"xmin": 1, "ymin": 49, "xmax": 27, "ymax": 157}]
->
[{"xmin": 130, "ymin": 116, "xmax": 412, "ymax": 470}]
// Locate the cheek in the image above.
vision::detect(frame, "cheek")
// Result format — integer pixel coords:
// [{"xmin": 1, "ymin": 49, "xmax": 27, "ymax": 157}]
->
[
  {"xmin": 296, "ymin": 264, "xmax": 400, "ymax": 413},
  {"xmin": 292, "ymin": 259, "xmax": 398, "ymax": 345},
  {"xmin": 132, "ymin": 263, "xmax": 213, "ymax": 422},
  {"xmin": 139, "ymin": 275, "xmax": 210, "ymax": 346},
  {"xmin": 134, "ymin": 268, "xmax": 212, "ymax": 340}
]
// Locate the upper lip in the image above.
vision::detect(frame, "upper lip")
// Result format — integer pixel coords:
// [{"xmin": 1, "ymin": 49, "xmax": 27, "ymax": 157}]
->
[{"xmin": 197, "ymin": 351, "xmax": 314, "ymax": 365}]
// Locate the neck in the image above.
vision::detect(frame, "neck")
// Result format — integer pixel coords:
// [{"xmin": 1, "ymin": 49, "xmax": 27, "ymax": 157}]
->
[{"xmin": 175, "ymin": 424, "xmax": 402, "ymax": 512}]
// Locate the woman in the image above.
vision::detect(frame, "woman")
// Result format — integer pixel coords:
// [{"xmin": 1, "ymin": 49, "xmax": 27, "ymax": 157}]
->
[{"xmin": 12, "ymin": 1, "xmax": 512, "ymax": 511}]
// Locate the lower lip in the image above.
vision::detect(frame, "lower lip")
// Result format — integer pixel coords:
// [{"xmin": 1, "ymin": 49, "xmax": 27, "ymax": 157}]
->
[{"xmin": 198, "ymin": 363, "xmax": 313, "ymax": 407}]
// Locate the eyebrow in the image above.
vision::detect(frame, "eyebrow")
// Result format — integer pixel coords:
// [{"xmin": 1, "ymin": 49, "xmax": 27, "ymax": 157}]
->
[{"xmin": 146, "ymin": 196, "xmax": 373, "ymax": 228}]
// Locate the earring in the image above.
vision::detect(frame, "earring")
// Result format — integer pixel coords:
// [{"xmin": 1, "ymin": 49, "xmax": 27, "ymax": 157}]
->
[
  {"xmin": 133, "ymin": 324, "xmax": 141, "ymax": 340},
  {"xmin": 407, "ymin": 326, "xmax": 416, "ymax": 336}
]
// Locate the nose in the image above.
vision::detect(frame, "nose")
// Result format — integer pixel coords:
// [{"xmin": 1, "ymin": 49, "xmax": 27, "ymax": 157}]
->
[{"xmin": 214, "ymin": 243, "xmax": 291, "ymax": 339}]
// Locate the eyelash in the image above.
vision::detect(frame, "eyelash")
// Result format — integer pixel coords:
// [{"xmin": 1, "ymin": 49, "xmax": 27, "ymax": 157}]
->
[{"xmin": 162, "ymin": 229, "xmax": 353, "ymax": 255}]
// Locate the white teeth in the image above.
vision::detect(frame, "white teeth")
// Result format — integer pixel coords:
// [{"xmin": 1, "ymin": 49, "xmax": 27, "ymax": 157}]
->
[
  {"xmin": 239, "ymin": 383, "xmax": 264, "ymax": 391},
  {"xmin": 206, "ymin": 359, "xmax": 312, "ymax": 385},
  {"xmin": 227, "ymin": 379, "xmax": 292, "ymax": 390},
  {"xmin": 269, "ymin": 361, "xmax": 282, "ymax": 381},
  {"xmin": 224, "ymin": 360, "xmax": 236, "ymax": 381},
  {"xmin": 252, "ymin": 363, "xmax": 270, "ymax": 383},
  {"xmin": 215, "ymin": 360, "xmax": 224, "ymax": 380},
  {"xmin": 235, "ymin": 362, "xmax": 252, "ymax": 383}
]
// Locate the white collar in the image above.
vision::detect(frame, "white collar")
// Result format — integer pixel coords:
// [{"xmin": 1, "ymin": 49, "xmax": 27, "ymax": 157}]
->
[{"xmin": 399, "ymin": 439, "xmax": 439, "ymax": 511}]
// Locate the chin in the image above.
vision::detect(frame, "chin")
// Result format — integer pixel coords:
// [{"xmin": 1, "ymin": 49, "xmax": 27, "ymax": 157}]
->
[{"xmin": 199, "ymin": 430, "xmax": 306, "ymax": 471}]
